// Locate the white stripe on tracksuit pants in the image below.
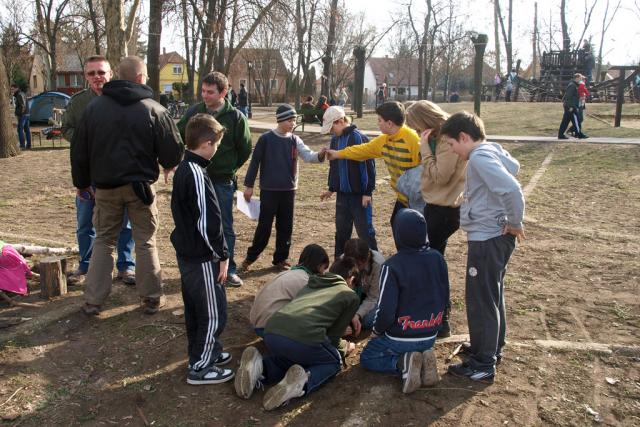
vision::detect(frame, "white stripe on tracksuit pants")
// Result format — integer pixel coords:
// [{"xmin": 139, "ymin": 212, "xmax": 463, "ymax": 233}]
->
[{"xmin": 177, "ymin": 257, "xmax": 227, "ymax": 371}]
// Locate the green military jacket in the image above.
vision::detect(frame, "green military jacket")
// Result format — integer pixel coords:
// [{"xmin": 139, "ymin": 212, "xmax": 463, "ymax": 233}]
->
[{"xmin": 62, "ymin": 89, "xmax": 98, "ymax": 143}]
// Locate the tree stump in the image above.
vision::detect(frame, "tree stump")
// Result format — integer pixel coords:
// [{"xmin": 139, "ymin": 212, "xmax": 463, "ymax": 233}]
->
[{"xmin": 39, "ymin": 257, "xmax": 68, "ymax": 299}]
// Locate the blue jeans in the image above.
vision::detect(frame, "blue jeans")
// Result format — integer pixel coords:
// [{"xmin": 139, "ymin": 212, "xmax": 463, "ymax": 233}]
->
[
  {"xmin": 212, "ymin": 182, "xmax": 237, "ymax": 274},
  {"xmin": 360, "ymin": 335, "xmax": 436, "ymax": 375},
  {"xmin": 361, "ymin": 308, "xmax": 377, "ymax": 330},
  {"xmin": 17, "ymin": 115, "xmax": 31, "ymax": 149},
  {"xmin": 334, "ymin": 193, "xmax": 377, "ymax": 258},
  {"xmin": 76, "ymin": 195, "xmax": 135, "ymax": 274},
  {"xmin": 238, "ymin": 106, "xmax": 249, "ymax": 117},
  {"xmin": 263, "ymin": 333, "xmax": 342, "ymax": 395}
]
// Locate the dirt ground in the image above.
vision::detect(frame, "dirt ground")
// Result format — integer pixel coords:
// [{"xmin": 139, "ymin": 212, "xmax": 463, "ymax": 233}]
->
[{"xmin": 0, "ymin": 136, "xmax": 639, "ymax": 426}]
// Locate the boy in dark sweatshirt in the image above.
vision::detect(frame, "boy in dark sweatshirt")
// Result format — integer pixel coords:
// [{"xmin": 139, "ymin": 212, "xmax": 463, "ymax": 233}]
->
[
  {"xmin": 170, "ymin": 114, "xmax": 234, "ymax": 385},
  {"xmin": 241, "ymin": 104, "xmax": 326, "ymax": 271},
  {"xmin": 360, "ymin": 209, "xmax": 449, "ymax": 394},
  {"xmin": 320, "ymin": 106, "xmax": 377, "ymax": 258},
  {"xmin": 235, "ymin": 257, "xmax": 360, "ymax": 411},
  {"xmin": 442, "ymin": 112, "xmax": 525, "ymax": 384}
]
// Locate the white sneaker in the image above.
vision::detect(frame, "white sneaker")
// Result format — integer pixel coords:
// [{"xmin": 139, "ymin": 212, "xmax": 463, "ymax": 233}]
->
[
  {"xmin": 421, "ymin": 348, "xmax": 440, "ymax": 386},
  {"xmin": 234, "ymin": 346, "xmax": 263, "ymax": 399},
  {"xmin": 401, "ymin": 352, "xmax": 422, "ymax": 394},
  {"xmin": 263, "ymin": 364, "xmax": 307, "ymax": 411}
]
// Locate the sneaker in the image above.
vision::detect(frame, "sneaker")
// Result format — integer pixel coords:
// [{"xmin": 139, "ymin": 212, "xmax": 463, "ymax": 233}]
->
[
  {"xmin": 117, "ymin": 270, "xmax": 136, "ymax": 285},
  {"xmin": 577, "ymin": 133, "xmax": 589, "ymax": 139},
  {"xmin": 421, "ymin": 349, "xmax": 440, "ymax": 386},
  {"xmin": 67, "ymin": 270, "xmax": 86, "ymax": 285},
  {"xmin": 81, "ymin": 302, "xmax": 101, "ymax": 316},
  {"xmin": 558, "ymin": 135, "xmax": 569, "ymax": 140},
  {"xmin": 187, "ymin": 365, "xmax": 235, "ymax": 385},
  {"xmin": 437, "ymin": 320, "xmax": 451, "ymax": 338},
  {"xmin": 447, "ymin": 362, "xmax": 495, "ymax": 384},
  {"xmin": 235, "ymin": 346, "xmax": 264, "ymax": 399},
  {"xmin": 214, "ymin": 352, "xmax": 232, "ymax": 366},
  {"xmin": 141, "ymin": 296, "xmax": 166, "ymax": 315},
  {"xmin": 263, "ymin": 364, "xmax": 307, "ymax": 411},
  {"xmin": 225, "ymin": 273, "xmax": 243, "ymax": 288},
  {"xmin": 273, "ymin": 260, "xmax": 291, "ymax": 271},
  {"xmin": 459, "ymin": 342, "xmax": 502, "ymax": 366},
  {"xmin": 238, "ymin": 259, "xmax": 254, "ymax": 273},
  {"xmin": 400, "ymin": 352, "xmax": 423, "ymax": 394}
]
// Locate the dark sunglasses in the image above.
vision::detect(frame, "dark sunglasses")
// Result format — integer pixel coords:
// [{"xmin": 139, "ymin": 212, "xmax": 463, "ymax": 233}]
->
[{"xmin": 87, "ymin": 70, "xmax": 107, "ymax": 76}]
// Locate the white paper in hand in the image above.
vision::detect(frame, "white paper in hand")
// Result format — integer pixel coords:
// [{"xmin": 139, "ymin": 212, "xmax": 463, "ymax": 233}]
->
[{"xmin": 236, "ymin": 190, "xmax": 260, "ymax": 220}]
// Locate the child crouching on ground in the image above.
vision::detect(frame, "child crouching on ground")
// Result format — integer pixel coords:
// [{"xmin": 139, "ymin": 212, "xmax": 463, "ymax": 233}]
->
[
  {"xmin": 241, "ymin": 104, "xmax": 326, "ymax": 272},
  {"xmin": 360, "ymin": 209, "xmax": 449, "ymax": 394},
  {"xmin": 249, "ymin": 244, "xmax": 330, "ymax": 336},
  {"xmin": 441, "ymin": 111, "xmax": 525, "ymax": 384},
  {"xmin": 170, "ymin": 114, "xmax": 234, "ymax": 385},
  {"xmin": 235, "ymin": 257, "xmax": 360, "ymax": 411}
]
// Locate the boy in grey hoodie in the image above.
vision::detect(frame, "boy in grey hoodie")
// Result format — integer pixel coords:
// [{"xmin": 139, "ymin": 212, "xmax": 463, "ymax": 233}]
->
[{"xmin": 440, "ymin": 112, "xmax": 525, "ymax": 384}]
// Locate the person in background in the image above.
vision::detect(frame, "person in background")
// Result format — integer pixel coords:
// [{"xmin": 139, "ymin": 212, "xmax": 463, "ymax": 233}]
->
[
  {"xmin": 237, "ymin": 83, "xmax": 249, "ymax": 117},
  {"xmin": 10, "ymin": 83, "xmax": 31, "ymax": 150}
]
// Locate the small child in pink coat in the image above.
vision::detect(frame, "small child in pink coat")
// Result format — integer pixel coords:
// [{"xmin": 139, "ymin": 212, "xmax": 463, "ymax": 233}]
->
[{"xmin": 0, "ymin": 242, "xmax": 32, "ymax": 295}]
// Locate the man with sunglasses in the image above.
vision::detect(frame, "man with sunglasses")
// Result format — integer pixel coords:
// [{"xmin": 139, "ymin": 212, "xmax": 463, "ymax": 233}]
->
[{"xmin": 63, "ymin": 55, "xmax": 136, "ymax": 287}]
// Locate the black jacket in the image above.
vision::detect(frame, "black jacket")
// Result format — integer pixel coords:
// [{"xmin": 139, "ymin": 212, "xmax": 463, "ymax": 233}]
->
[
  {"xmin": 327, "ymin": 125, "xmax": 375, "ymax": 196},
  {"xmin": 562, "ymin": 81, "xmax": 580, "ymax": 109},
  {"xmin": 71, "ymin": 80, "xmax": 184, "ymax": 189},
  {"xmin": 373, "ymin": 209, "xmax": 449, "ymax": 340},
  {"xmin": 13, "ymin": 90, "xmax": 29, "ymax": 116},
  {"xmin": 170, "ymin": 151, "xmax": 228, "ymax": 263},
  {"xmin": 238, "ymin": 87, "xmax": 248, "ymax": 107}
]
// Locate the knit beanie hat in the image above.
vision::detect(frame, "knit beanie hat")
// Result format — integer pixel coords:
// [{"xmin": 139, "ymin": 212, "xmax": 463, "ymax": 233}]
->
[{"xmin": 276, "ymin": 104, "xmax": 297, "ymax": 122}]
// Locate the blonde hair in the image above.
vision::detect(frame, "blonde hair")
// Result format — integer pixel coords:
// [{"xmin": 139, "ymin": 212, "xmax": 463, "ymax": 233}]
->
[
  {"xmin": 405, "ymin": 100, "xmax": 450, "ymax": 137},
  {"xmin": 118, "ymin": 56, "xmax": 146, "ymax": 82}
]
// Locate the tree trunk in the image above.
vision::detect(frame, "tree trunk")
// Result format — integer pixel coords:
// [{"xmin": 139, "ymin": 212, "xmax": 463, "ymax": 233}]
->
[
  {"xmin": 39, "ymin": 257, "xmax": 68, "ymax": 299},
  {"xmin": 494, "ymin": 0, "xmax": 501, "ymax": 76},
  {"xmin": 0, "ymin": 52, "xmax": 19, "ymax": 158},
  {"xmin": 147, "ymin": 0, "xmax": 163, "ymax": 100},
  {"xmin": 88, "ymin": 0, "xmax": 102, "ymax": 55},
  {"xmin": 215, "ymin": 0, "xmax": 228, "ymax": 71},
  {"xmin": 472, "ymin": 34, "xmax": 488, "ymax": 116},
  {"xmin": 102, "ymin": 0, "xmax": 128, "ymax": 70},
  {"xmin": 560, "ymin": 0, "xmax": 570, "ymax": 51},
  {"xmin": 181, "ymin": 0, "xmax": 194, "ymax": 102},
  {"xmin": 322, "ymin": 0, "xmax": 339, "ymax": 96},
  {"xmin": 532, "ymin": 2, "xmax": 538, "ymax": 79}
]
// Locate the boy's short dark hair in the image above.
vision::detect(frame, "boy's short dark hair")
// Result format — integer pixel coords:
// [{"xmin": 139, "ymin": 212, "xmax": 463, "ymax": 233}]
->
[
  {"xmin": 440, "ymin": 111, "xmax": 486, "ymax": 142},
  {"xmin": 329, "ymin": 257, "xmax": 359, "ymax": 282},
  {"xmin": 185, "ymin": 113, "xmax": 225, "ymax": 150},
  {"xmin": 375, "ymin": 101, "xmax": 405, "ymax": 126},
  {"xmin": 298, "ymin": 244, "xmax": 330, "ymax": 274},
  {"xmin": 343, "ymin": 239, "xmax": 370, "ymax": 264},
  {"xmin": 202, "ymin": 71, "xmax": 229, "ymax": 93}
]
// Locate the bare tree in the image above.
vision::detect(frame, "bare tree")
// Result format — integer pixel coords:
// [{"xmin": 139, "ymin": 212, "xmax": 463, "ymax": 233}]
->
[
  {"xmin": 495, "ymin": 0, "xmax": 512, "ymax": 72},
  {"xmin": 560, "ymin": 0, "xmax": 570, "ymax": 51},
  {"xmin": 101, "ymin": 0, "xmax": 140, "ymax": 69},
  {"xmin": 493, "ymin": 0, "xmax": 501, "ymax": 76},
  {"xmin": 532, "ymin": 2, "xmax": 538, "ymax": 79},
  {"xmin": 595, "ymin": 0, "xmax": 622, "ymax": 82},
  {"xmin": 321, "ymin": 0, "xmax": 338, "ymax": 96},
  {"xmin": 147, "ymin": 0, "xmax": 163, "ymax": 99},
  {"xmin": 0, "ymin": 51, "xmax": 19, "ymax": 158},
  {"xmin": 576, "ymin": 0, "xmax": 597, "ymax": 48},
  {"xmin": 30, "ymin": 0, "xmax": 71, "ymax": 90}
]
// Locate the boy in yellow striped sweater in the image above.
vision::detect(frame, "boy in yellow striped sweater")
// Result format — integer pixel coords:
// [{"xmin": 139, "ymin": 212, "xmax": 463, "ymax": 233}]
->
[{"xmin": 326, "ymin": 101, "xmax": 420, "ymax": 225}]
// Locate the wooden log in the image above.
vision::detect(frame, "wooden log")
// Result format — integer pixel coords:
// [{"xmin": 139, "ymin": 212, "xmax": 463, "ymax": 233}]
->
[
  {"xmin": 39, "ymin": 257, "xmax": 68, "ymax": 299},
  {"xmin": 10, "ymin": 244, "xmax": 78, "ymax": 256}
]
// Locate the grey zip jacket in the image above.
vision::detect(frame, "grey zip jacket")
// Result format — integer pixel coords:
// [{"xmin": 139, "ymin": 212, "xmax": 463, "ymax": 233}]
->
[{"xmin": 460, "ymin": 142, "xmax": 524, "ymax": 241}]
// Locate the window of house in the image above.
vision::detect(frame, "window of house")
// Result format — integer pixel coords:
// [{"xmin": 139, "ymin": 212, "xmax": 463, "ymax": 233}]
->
[
  {"xmin": 397, "ymin": 87, "xmax": 406, "ymax": 95},
  {"xmin": 254, "ymin": 79, "xmax": 262, "ymax": 91},
  {"xmin": 270, "ymin": 79, "xmax": 278, "ymax": 90},
  {"xmin": 164, "ymin": 84, "xmax": 173, "ymax": 94},
  {"xmin": 57, "ymin": 74, "xmax": 66, "ymax": 87},
  {"xmin": 71, "ymin": 74, "xmax": 83, "ymax": 87},
  {"xmin": 172, "ymin": 65, "xmax": 183, "ymax": 75}
]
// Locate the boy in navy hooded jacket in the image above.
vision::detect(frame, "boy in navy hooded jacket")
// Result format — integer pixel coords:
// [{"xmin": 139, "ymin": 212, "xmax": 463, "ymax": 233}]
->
[{"xmin": 360, "ymin": 208, "xmax": 448, "ymax": 394}]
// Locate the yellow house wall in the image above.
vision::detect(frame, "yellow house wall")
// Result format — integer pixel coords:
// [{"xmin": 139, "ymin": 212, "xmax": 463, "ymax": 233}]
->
[{"xmin": 159, "ymin": 63, "xmax": 199, "ymax": 98}]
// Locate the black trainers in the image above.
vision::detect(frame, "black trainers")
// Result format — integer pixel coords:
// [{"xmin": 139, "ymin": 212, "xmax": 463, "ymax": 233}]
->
[
  {"xmin": 447, "ymin": 362, "xmax": 495, "ymax": 384},
  {"xmin": 235, "ymin": 346, "xmax": 264, "ymax": 399},
  {"xmin": 214, "ymin": 352, "xmax": 232, "ymax": 366},
  {"xmin": 263, "ymin": 364, "xmax": 307, "ymax": 411},
  {"xmin": 459, "ymin": 342, "xmax": 502, "ymax": 366},
  {"xmin": 558, "ymin": 135, "xmax": 569, "ymax": 140},
  {"xmin": 187, "ymin": 365, "xmax": 234, "ymax": 385},
  {"xmin": 577, "ymin": 133, "xmax": 589, "ymax": 139},
  {"xmin": 400, "ymin": 352, "xmax": 423, "ymax": 394}
]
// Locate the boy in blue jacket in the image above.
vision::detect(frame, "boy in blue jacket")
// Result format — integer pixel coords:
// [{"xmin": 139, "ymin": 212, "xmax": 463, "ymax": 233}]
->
[
  {"xmin": 441, "ymin": 111, "xmax": 525, "ymax": 384},
  {"xmin": 171, "ymin": 114, "xmax": 234, "ymax": 385},
  {"xmin": 320, "ymin": 106, "xmax": 377, "ymax": 258},
  {"xmin": 360, "ymin": 209, "xmax": 449, "ymax": 394}
]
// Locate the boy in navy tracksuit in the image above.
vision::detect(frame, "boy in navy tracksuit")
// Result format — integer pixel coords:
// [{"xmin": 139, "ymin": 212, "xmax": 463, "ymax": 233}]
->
[
  {"xmin": 320, "ymin": 106, "xmax": 377, "ymax": 258},
  {"xmin": 170, "ymin": 114, "xmax": 234, "ymax": 385},
  {"xmin": 360, "ymin": 209, "xmax": 449, "ymax": 394},
  {"xmin": 241, "ymin": 104, "xmax": 326, "ymax": 271}
]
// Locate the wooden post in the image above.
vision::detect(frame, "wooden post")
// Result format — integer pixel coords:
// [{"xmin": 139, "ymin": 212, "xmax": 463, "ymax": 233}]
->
[
  {"xmin": 614, "ymin": 70, "xmax": 625, "ymax": 128},
  {"xmin": 39, "ymin": 257, "xmax": 68, "ymax": 299},
  {"xmin": 353, "ymin": 46, "xmax": 366, "ymax": 118},
  {"xmin": 513, "ymin": 59, "xmax": 522, "ymax": 101},
  {"xmin": 472, "ymin": 34, "xmax": 488, "ymax": 117}
]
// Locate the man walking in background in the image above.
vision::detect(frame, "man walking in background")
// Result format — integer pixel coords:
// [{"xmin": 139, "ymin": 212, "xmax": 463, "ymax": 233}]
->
[{"xmin": 10, "ymin": 83, "xmax": 31, "ymax": 150}]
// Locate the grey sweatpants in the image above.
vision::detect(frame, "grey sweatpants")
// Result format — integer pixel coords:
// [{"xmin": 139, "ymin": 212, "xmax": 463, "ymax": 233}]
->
[{"xmin": 465, "ymin": 234, "xmax": 516, "ymax": 371}]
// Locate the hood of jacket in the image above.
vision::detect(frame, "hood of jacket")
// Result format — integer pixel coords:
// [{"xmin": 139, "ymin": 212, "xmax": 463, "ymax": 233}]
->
[
  {"xmin": 103, "ymin": 80, "xmax": 153, "ymax": 106},
  {"xmin": 306, "ymin": 272, "xmax": 348, "ymax": 290},
  {"xmin": 392, "ymin": 208, "xmax": 429, "ymax": 251},
  {"xmin": 470, "ymin": 142, "xmax": 520, "ymax": 177}
]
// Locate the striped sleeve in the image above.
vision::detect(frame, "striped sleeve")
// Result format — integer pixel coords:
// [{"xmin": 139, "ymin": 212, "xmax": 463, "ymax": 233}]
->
[
  {"xmin": 188, "ymin": 163, "xmax": 228, "ymax": 260},
  {"xmin": 372, "ymin": 264, "xmax": 399, "ymax": 335}
]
